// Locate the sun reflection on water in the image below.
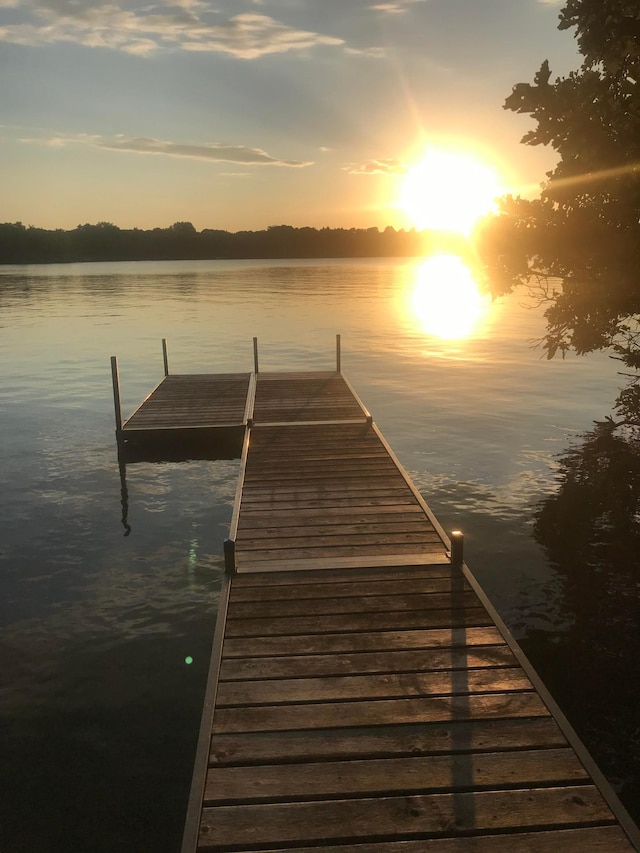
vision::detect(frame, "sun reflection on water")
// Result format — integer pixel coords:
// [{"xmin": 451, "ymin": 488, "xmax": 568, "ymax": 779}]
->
[{"xmin": 410, "ymin": 254, "xmax": 490, "ymax": 340}]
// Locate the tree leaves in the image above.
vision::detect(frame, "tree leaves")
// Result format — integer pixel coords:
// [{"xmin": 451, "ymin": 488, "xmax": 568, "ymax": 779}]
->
[{"xmin": 477, "ymin": 0, "xmax": 640, "ymax": 373}]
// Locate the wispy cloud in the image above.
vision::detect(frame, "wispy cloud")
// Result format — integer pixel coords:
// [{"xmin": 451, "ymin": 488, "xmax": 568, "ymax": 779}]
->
[
  {"xmin": 371, "ymin": 3, "xmax": 407, "ymax": 13},
  {"xmin": 34, "ymin": 132, "xmax": 313, "ymax": 167},
  {"xmin": 0, "ymin": 3, "xmax": 344, "ymax": 57},
  {"xmin": 347, "ymin": 158, "xmax": 408, "ymax": 175},
  {"xmin": 370, "ymin": 0, "xmax": 427, "ymax": 13},
  {"xmin": 345, "ymin": 45, "xmax": 386, "ymax": 58}
]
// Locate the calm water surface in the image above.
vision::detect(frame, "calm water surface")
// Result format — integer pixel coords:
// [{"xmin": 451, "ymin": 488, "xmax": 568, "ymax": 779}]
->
[{"xmin": 1, "ymin": 258, "xmax": 637, "ymax": 850}]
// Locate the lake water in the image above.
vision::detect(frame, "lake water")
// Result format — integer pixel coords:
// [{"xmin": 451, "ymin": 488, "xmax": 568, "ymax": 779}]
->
[{"xmin": 1, "ymin": 257, "xmax": 637, "ymax": 850}]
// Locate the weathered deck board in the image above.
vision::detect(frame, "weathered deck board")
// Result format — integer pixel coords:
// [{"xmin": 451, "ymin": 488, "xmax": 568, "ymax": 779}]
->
[
  {"xmin": 224, "ymin": 607, "xmax": 492, "ymax": 637},
  {"xmin": 223, "ymin": 826, "xmax": 633, "ymax": 852},
  {"xmin": 208, "ymin": 717, "xmax": 569, "ymax": 765},
  {"xmin": 205, "ymin": 748, "xmax": 589, "ymax": 803},
  {"xmin": 229, "ymin": 575, "xmax": 470, "ymax": 599},
  {"xmin": 219, "ymin": 644, "xmax": 518, "ymax": 680},
  {"xmin": 198, "ymin": 785, "xmax": 616, "ymax": 848}
]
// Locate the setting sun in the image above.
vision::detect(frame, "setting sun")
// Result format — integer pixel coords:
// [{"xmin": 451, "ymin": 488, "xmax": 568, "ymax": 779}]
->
[
  {"xmin": 411, "ymin": 254, "xmax": 490, "ymax": 339},
  {"xmin": 399, "ymin": 149, "xmax": 501, "ymax": 235}
]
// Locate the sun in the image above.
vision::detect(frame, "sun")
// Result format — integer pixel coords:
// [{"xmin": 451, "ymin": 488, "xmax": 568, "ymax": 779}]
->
[{"xmin": 399, "ymin": 149, "xmax": 501, "ymax": 235}]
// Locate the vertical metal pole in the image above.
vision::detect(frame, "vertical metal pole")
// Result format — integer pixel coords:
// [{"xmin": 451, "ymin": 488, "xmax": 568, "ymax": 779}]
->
[
  {"xmin": 253, "ymin": 337, "xmax": 259, "ymax": 374},
  {"xmin": 162, "ymin": 338, "xmax": 169, "ymax": 376},
  {"xmin": 336, "ymin": 333, "xmax": 341, "ymax": 373},
  {"xmin": 111, "ymin": 356, "xmax": 123, "ymax": 434},
  {"xmin": 224, "ymin": 538, "xmax": 237, "ymax": 574},
  {"xmin": 450, "ymin": 530, "xmax": 464, "ymax": 568}
]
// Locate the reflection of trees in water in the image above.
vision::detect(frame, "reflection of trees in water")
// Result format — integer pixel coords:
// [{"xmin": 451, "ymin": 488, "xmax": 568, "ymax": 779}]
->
[{"xmin": 528, "ymin": 418, "xmax": 640, "ymax": 818}]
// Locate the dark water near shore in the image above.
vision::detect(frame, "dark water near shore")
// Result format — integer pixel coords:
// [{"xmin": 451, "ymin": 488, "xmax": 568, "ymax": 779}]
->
[{"xmin": 1, "ymin": 257, "xmax": 638, "ymax": 850}]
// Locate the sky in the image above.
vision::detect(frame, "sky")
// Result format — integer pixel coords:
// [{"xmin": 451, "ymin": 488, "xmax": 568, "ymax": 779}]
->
[{"xmin": 0, "ymin": 0, "xmax": 583, "ymax": 231}]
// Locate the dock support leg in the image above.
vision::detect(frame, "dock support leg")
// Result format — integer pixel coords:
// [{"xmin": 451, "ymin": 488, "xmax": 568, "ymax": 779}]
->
[
  {"xmin": 336, "ymin": 333, "xmax": 341, "ymax": 373},
  {"xmin": 450, "ymin": 530, "xmax": 464, "ymax": 567},
  {"xmin": 224, "ymin": 539, "xmax": 237, "ymax": 574},
  {"xmin": 253, "ymin": 337, "xmax": 259, "ymax": 374},
  {"xmin": 111, "ymin": 356, "xmax": 124, "ymax": 445},
  {"xmin": 162, "ymin": 338, "xmax": 169, "ymax": 376}
]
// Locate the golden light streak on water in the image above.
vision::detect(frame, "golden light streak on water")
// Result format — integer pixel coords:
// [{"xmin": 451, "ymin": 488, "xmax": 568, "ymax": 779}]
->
[{"xmin": 409, "ymin": 254, "xmax": 491, "ymax": 340}]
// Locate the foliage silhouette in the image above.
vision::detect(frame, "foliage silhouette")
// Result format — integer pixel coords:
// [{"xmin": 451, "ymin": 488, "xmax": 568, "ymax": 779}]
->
[
  {"xmin": 528, "ymin": 417, "xmax": 640, "ymax": 819},
  {"xmin": 477, "ymin": 0, "xmax": 640, "ymax": 370},
  {"xmin": 0, "ymin": 221, "xmax": 433, "ymax": 265}
]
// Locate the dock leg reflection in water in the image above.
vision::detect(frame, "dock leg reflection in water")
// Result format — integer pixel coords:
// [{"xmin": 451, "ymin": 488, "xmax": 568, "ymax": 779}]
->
[{"xmin": 117, "ymin": 453, "xmax": 132, "ymax": 537}]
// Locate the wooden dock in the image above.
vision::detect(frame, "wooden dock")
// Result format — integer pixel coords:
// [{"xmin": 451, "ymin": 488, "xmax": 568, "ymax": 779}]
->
[{"xmin": 111, "ymin": 342, "xmax": 640, "ymax": 852}]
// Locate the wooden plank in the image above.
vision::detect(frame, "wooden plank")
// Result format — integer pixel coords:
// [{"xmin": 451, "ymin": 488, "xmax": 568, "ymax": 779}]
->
[
  {"xmin": 244, "ymin": 463, "xmax": 401, "ymax": 480},
  {"xmin": 227, "ymin": 590, "xmax": 479, "ymax": 618},
  {"xmin": 222, "ymin": 626, "xmax": 505, "ymax": 658},
  {"xmin": 237, "ymin": 541, "xmax": 445, "ymax": 571},
  {"xmin": 205, "ymin": 748, "xmax": 588, "ymax": 803},
  {"xmin": 209, "ymin": 717, "xmax": 568, "ymax": 766},
  {"xmin": 238, "ymin": 497, "xmax": 421, "ymax": 511},
  {"xmin": 257, "ymin": 371, "xmax": 339, "ymax": 380},
  {"xmin": 219, "ymin": 645, "xmax": 518, "ymax": 681},
  {"xmin": 224, "ymin": 608, "xmax": 491, "ymax": 637},
  {"xmin": 231, "ymin": 564, "xmax": 458, "ymax": 587},
  {"xmin": 235, "ymin": 521, "xmax": 438, "ymax": 540},
  {"xmin": 236, "ymin": 554, "xmax": 450, "ymax": 573},
  {"xmin": 216, "ymin": 667, "xmax": 533, "ymax": 706},
  {"xmin": 237, "ymin": 507, "xmax": 428, "ymax": 528},
  {"xmin": 250, "ymin": 826, "xmax": 635, "ymax": 852},
  {"xmin": 229, "ymin": 576, "xmax": 470, "ymax": 601},
  {"xmin": 236, "ymin": 532, "xmax": 442, "ymax": 552},
  {"xmin": 239, "ymin": 493, "xmax": 421, "ymax": 506},
  {"xmin": 198, "ymin": 785, "xmax": 613, "ymax": 848},
  {"xmin": 246, "ymin": 451, "xmax": 392, "ymax": 466},
  {"xmin": 212, "ymin": 691, "xmax": 550, "ymax": 734}
]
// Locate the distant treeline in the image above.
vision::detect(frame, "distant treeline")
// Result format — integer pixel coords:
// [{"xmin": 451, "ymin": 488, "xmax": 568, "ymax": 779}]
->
[{"xmin": 0, "ymin": 221, "xmax": 437, "ymax": 264}]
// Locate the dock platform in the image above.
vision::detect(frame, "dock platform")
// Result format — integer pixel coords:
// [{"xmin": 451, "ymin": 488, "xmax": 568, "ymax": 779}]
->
[{"xmin": 110, "ymin": 343, "xmax": 640, "ymax": 851}]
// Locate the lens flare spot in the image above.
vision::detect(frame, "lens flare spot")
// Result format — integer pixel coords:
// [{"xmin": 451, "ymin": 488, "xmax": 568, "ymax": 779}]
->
[{"xmin": 188, "ymin": 539, "xmax": 198, "ymax": 572}]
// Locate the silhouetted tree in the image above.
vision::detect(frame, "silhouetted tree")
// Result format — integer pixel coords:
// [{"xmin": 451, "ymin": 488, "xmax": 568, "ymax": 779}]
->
[
  {"xmin": 478, "ymin": 0, "xmax": 640, "ymax": 369},
  {"xmin": 0, "ymin": 223, "xmax": 433, "ymax": 264}
]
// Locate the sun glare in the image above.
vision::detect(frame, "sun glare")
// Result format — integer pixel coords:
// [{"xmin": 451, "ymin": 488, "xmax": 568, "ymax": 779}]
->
[
  {"xmin": 399, "ymin": 149, "xmax": 501, "ymax": 235},
  {"xmin": 411, "ymin": 255, "xmax": 489, "ymax": 340}
]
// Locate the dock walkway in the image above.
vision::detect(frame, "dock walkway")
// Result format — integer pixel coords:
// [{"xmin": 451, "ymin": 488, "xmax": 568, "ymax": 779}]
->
[{"xmin": 110, "ymin": 348, "xmax": 640, "ymax": 851}]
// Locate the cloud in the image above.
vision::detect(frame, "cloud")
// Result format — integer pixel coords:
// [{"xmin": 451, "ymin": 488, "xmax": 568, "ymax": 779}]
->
[
  {"xmin": 370, "ymin": 0, "xmax": 427, "ymax": 12},
  {"xmin": 345, "ymin": 45, "xmax": 386, "ymax": 58},
  {"xmin": 37, "ymin": 132, "xmax": 313, "ymax": 166},
  {"xmin": 347, "ymin": 158, "xmax": 408, "ymax": 175},
  {"xmin": 371, "ymin": 3, "xmax": 407, "ymax": 12},
  {"xmin": 0, "ymin": 3, "xmax": 344, "ymax": 57}
]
